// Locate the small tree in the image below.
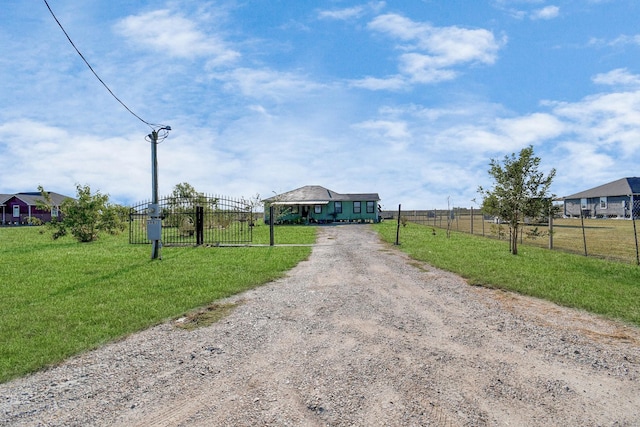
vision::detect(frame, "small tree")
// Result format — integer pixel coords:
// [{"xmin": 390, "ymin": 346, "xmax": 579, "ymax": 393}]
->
[
  {"xmin": 38, "ymin": 184, "xmax": 126, "ymax": 242},
  {"xmin": 164, "ymin": 182, "xmax": 219, "ymax": 230},
  {"xmin": 478, "ymin": 145, "xmax": 555, "ymax": 255}
]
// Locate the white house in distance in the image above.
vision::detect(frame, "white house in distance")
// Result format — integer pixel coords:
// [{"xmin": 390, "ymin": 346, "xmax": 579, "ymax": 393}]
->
[{"xmin": 562, "ymin": 177, "xmax": 640, "ymax": 219}]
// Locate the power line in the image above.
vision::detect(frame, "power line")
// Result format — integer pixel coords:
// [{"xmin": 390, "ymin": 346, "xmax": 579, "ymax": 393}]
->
[{"xmin": 42, "ymin": 0, "xmax": 166, "ymax": 130}]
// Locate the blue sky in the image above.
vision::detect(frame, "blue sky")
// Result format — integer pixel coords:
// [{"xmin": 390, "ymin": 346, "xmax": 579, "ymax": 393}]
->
[{"xmin": 2, "ymin": 0, "xmax": 639, "ymax": 209}]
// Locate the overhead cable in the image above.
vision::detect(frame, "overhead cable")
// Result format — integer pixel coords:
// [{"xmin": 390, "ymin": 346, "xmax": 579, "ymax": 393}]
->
[{"xmin": 42, "ymin": 0, "xmax": 167, "ymax": 130}]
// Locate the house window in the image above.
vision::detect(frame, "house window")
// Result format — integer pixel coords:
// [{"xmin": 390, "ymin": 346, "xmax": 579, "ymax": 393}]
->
[
  {"xmin": 334, "ymin": 201, "xmax": 342, "ymax": 214},
  {"xmin": 366, "ymin": 201, "xmax": 375, "ymax": 213},
  {"xmin": 581, "ymin": 198, "xmax": 588, "ymax": 209},
  {"xmin": 52, "ymin": 207, "xmax": 59, "ymax": 217},
  {"xmin": 600, "ymin": 197, "xmax": 607, "ymax": 209},
  {"xmin": 314, "ymin": 205, "xmax": 322, "ymax": 214},
  {"xmin": 353, "ymin": 201, "xmax": 361, "ymax": 214}
]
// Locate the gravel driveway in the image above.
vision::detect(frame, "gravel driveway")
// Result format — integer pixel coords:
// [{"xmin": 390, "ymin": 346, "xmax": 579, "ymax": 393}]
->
[{"xmin": 2, "ymin": 224, "xmax": 639, "ymax": 426}]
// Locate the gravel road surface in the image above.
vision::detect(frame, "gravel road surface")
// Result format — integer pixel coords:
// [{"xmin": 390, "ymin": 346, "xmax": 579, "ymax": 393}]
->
[{"xmin": 2, "ymin": 224, "xmax": 639, "ymax": 426}]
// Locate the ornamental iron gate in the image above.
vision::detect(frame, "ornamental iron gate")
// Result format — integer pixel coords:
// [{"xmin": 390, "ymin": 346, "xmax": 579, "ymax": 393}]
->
[{"xmin": 129, "ymin": 194, "xmax": 254, "ymax": 245}]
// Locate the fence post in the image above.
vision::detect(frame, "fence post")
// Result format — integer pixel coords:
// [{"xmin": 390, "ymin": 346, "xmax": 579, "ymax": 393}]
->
[
  {"xmin": 548, "ymin": 208, "xmax": 554, "ymax": 250},
  {"xmin": 632, "ymin": 201, "xmax": 639, "ymax": 265},
  {"xmin": 269, "ymin": 205, "xmax": 275, "ymax": 246},
  {"xmin": 196, "ymin": 206, "xmax": 204, "ymax": 245},
  {"xmin": 581, "ymin": 212, "xmax": 588, "ymax": 256},
  {"xmin": 395, "ymin": 204, "xmax": 401, "ymax": 245},
  {"xmin": 470, "ymin": 206, "xmax": 474, "ymax": 235}
]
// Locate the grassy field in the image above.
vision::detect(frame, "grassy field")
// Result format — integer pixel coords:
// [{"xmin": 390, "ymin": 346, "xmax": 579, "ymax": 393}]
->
[
  {"xmin": 0, "ymin": 224, "xmax": 315, "ymax": 383},
  {"xmin": 403, "ymin": 213, "xmax": 640, "ymax": 264},
  {"xmin": 374, "ymin": 221, "xmax": 640, "ymax": 328},
  {"xmin": 4, "ymin": 220, "xmax": 639, "ymax": 383}
]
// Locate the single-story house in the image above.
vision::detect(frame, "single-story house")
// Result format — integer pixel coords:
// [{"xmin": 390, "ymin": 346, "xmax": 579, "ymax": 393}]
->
[
  {"xmin": 263, "ymin": 185, "xmax": 381, "ymax": 224},
  {"xmin": 562, "ymin": 177, "xmax": 640, "ymax": 219},
  {"xmin": 0, "ymin": 191, "xmax": 71, "ymax": 225}
]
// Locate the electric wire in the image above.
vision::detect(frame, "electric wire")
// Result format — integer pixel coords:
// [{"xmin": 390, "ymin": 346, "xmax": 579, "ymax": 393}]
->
[{"xmin": 42, "ymin": 0, "xmax": 168, "ymax": 132}]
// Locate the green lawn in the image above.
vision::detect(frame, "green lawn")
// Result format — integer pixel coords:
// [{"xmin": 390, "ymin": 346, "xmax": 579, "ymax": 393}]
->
[
  {"xmin": 5, "ymin": 221, "xmax": 639, "ymax": 384},
  {"xmin": 0, "ymin": 224, "xmax": 315, "ymax": 383},
  {"xmin": 374, "ymin": 221, "xmax": 640, "ymax": 327}
]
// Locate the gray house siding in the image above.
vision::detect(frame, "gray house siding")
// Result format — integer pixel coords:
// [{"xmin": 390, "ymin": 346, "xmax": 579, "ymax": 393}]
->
[
  {"xmin": 564, "ymin": 196, "xmax": 631, "ymax": 218},
  {"xmin": 563, "ymin": 177, "xmax": 640, "ymax": 219}
]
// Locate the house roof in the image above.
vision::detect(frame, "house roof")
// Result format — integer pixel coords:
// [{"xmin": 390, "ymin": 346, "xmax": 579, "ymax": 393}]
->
[
  {"xmin": 563, "ymin": 177, "xmax": 640, "ymax": 200},
  {"xmin": 1, "ymin": 191, "xmax": 72, "ymax": 206},
  {"xmin": 263, "ymin": 185, "xmax": 380, "ymax": 204}
]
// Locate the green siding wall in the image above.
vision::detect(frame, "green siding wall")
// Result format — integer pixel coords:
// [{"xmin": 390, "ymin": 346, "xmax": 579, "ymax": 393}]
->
[{"xmin": 264, "ymin": 201, "xmax": 379, "ymax": 224}]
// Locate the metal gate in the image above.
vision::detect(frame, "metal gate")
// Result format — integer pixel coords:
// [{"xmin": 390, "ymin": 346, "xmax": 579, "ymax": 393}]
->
[{"xmin": 129, "ymin": 194, "xmax": 254, "ymax": 245}]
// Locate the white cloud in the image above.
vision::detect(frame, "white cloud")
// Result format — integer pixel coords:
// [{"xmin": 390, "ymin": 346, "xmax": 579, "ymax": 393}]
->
[
  {"xmin": 349, "ymin": 75, "xmax": 407, "ymax": 91},
  {"xmin": 494, "ymin": 2, "xmax": 560, "ymax": 20},
  {"xmin": 366, "ymin": 13, "xmax": 504, "ymax": 85},
  {"xmin": 318, "ymin": 6, "xmax": 366, "ymax": 21},
  {"xmin": 555, "ymin": 141, "xmax": 616, "ymax": 186},
  {"xmin": 0, "ymin": 120, "xmax": 149, "ymax": 201},
  {"xmin": 495, "ymin": 113, "xmax": 565, "ymax": 145},
  {"xmin": 212, "ymin": 68, "xmax": 329, "ymax": 101},
  {"xmin": 530, "ymin": 5, "xmax": 560, "ymax": 20},
  {"xmin": 398, "ymin": 54, "xmax": 459, "ymax": 83},
  {"xmin": 588, "ymin": 34, "xmax": 640, "ymax": 48},
  {"xmin": 114, "ymin": 9, "xmax": 240, "ymax": 64},
  {"xmin": 592, "ymin": 68, "xmax": 640, "ymax": 87},
  {"xmin": 354, "ymin": 119, "xmax": 410, "ymax": 139},
  {"xmin": 610, "ymin": 34, "xmax": 640, "ymax": 46},
  {"xmin": 545, "ymin": 89, "xmax": 640, "ymax": 159},
  {"xmin": 318, "ymin": 2, "xmax": 386, "ymax": 20}
]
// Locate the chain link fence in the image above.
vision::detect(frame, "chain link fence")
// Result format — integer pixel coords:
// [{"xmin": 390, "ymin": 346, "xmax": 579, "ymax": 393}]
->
[{"xmin": 383, "ymin": 200, "xmax": 640, "ymax": 265}]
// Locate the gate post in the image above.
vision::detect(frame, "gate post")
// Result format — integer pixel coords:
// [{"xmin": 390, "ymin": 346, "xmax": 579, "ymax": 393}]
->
[
  {"xmin": 395, "ymin": 204, "xmax": 401, "ymax": 245},
  {"xmin": 269, "ymin": 205, "xmax": 275, "ymax": 246},
  {"xmin": 196, "ymin": 206, "xmax": 204, "ymax": 245}
]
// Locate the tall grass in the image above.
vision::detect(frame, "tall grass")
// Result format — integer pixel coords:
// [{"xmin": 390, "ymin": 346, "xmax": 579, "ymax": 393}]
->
[
  {"xmin": 374, "ymin": 221, "xmax": 640, "ymax": 327},
  {"xmin": 0, "ymin": 225, "xmax": 315, "ymax": 383}
]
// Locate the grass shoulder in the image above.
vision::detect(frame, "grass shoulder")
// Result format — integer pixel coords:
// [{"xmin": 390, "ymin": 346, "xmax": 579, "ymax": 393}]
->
[
  {"xmin": 0, "ymin": 225, "xmax": 316, "ymax": 383},
  {"xmin": 373, "ymin": 221, "xmax": 640, "ymax": 327}
]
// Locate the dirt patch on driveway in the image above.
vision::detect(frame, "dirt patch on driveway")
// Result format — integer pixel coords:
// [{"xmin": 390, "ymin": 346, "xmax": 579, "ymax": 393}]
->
[{"xmin": 2, "ymin": 225, "xmax": 639, "ymax": 426}]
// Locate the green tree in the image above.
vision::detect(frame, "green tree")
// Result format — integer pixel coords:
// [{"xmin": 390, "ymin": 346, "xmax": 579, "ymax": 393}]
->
[
  {"xmin": 165, "ymin": 182, "xmax": 212, "ymax": 233},
  {"xmin": 478, "ymin": 145, "xmax": 556, "ymax": 255},
  {"xmin": 38, "ymin": 184, "xmax": 126, "ymax": 242}
]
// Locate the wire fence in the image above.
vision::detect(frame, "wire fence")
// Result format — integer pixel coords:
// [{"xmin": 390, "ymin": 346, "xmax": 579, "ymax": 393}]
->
[{"xmin": 383, "ymin": 204, "xmax": 640, "ymax": 265}]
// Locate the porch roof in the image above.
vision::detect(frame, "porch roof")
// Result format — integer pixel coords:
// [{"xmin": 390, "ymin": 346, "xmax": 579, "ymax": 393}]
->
[{"xmin": 271, "ymin": 201, "xmax": 329, "ymax": 205}]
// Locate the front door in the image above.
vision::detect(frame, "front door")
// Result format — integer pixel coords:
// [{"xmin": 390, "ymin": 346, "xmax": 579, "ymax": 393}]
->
[{"xmin": 13, "ymin": 205, "xmax": 20, "ymax": 218}]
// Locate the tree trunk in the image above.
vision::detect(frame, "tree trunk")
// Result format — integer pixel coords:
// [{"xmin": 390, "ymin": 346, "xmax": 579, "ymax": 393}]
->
[{"xmin": 511, "ymin": 224, "xmax": 519, "ymax": 255}]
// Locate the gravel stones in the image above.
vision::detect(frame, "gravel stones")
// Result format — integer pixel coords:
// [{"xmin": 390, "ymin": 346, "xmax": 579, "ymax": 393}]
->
[{"xmin": 1, "ymin": 224, "xmax": 639, "ymax": 426}]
